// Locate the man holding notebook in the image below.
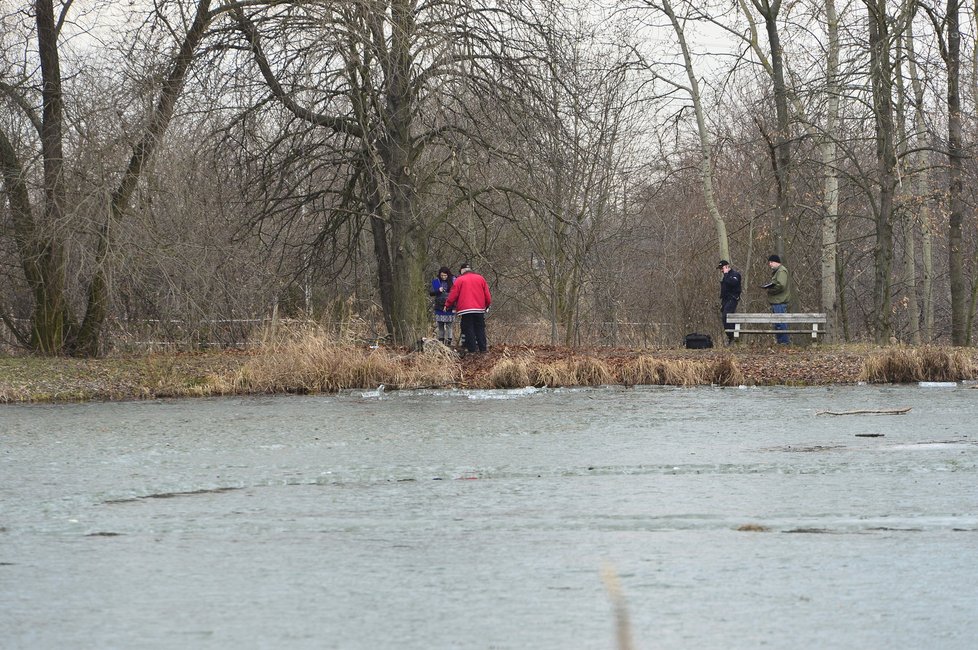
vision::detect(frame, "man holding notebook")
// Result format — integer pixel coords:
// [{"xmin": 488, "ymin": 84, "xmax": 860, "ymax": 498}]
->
[{"xmin": 763, "ymin": 255, "xmax": 791, "ymax": 345}]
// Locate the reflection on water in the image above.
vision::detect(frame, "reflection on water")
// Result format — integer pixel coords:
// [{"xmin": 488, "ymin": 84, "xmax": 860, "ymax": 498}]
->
[{"xmin": 2, "ymin": 385, "xmax": 977, "ymax": 649}]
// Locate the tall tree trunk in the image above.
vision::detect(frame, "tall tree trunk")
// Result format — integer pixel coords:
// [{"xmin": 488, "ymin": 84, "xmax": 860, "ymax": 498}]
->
[
  {"xmin": 821, "ymin": 0, "xmax": 841, "ymax": 340},
  {"xmin": 922, "ymin": 219, "xmax": 935, "ymax": 340},
  {"xmin": 549, "ymin": 107, "xmax": 565, "ymax": 346},
  {"xmin": 893, "ymin": 33, "xmax": 914, "ymax": 342},
  {"xmin": 754, "ymin": 0, "xmax": 790, "ymax": 256},
  {"xmin": 381, "ymin": 0, "xmax": 427, "ymax": 345},
  {"xmin": 946, "ymin": 0, "xmax": 967, "ymax": 345},
  {"xmin": 866, "ymin": 0, "xmax": 896, "ymax": 343},
  {"xmin": 906, "ymin": 18, "xmax": 936, "ymax": 341},
  {"xmin": 385, "ymin": 158, "xmax": 427, "ymax": 344},
  {"xmin": 33, "ymin": 0, "xmax": 73, "ymax": 354},
  {"xmin": 898, "ymin": 24, "xmax": 924, "ymax": 343},
  {"xmin": 0, "ymin": 128, "xmax": 47, "ymax": 348},
  {"xmin": 365, "ymin": 170, "xmax": 397, "ymax": 338}
]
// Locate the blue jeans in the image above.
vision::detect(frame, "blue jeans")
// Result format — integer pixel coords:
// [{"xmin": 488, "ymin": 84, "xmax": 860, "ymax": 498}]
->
[{"xmin": 771, "ymin": 303, "xmax": 789, "ymax": 344}]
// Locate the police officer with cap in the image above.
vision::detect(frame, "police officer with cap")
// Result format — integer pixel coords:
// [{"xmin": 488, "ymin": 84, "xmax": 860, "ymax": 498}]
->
[{"xmin": 718, "ymin": 260, "xmax": 742, "ymax": 344}]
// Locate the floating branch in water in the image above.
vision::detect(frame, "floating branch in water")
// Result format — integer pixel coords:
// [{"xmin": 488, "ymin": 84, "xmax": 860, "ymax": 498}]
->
[{"xmin": 816, "ymin": 407, "xmax": 911, "ymax": 416}]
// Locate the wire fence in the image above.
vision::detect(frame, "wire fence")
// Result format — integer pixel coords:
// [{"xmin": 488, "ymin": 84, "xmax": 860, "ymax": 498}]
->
[{"xmin": 0, "ymin": 316, "xmax": 680, "ymax": 353}]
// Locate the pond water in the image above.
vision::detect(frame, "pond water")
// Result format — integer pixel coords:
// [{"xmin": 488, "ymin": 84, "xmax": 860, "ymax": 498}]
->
[{"xmin": 2, "ymin": 384, "xmax": 977, "ymax": 649}]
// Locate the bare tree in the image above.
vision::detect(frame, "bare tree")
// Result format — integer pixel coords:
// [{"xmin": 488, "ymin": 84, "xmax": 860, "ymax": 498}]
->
[
  {"xmin": 748, "ymin": 0, "xmax": 791, "ymax": 256},
  {"xmin": 863, "ymin": 0, "xmax": 914, "ymax": 342},
  {"xmin": 230, "ymin": 0, "xmax": 540, "ymax": 344},
  {"xmin": 503, "ymin": 4, "xmax": 642, "ymax": 344},
  {"xmin": 931, "ymin": 0, "xmax": 967, "ymax": 345},
  {"xmin": 820, "ymin": 0, "xmax": 842, "ymax": 340},
  {"xmin": 638, "ymin": 0, "xmax": 731, "ymax": 263},
  {"xmin": 1, "ymin": 0, "xmax": 225, "ymax": 354}
]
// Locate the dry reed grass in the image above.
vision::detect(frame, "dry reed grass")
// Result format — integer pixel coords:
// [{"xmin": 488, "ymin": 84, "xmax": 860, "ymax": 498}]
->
[
  {"xmin": 704, "ymin": 355, "xmax": 745, "ymax": 386},
  {"xmin": 659, "ymin": 359, "xmax": 705, "ymax": 386},
  {"xmin": 571, "ymin": 357, "xmax": 614, "ymax": 386},
  {"xmin": 233, "ymin": 328, "xmax": 463, "ymax": 393},
  {"xmin": 515, "ymin": 353, "xmax": 738, "ymax": 388},
  {"xmin": 233, "ymin": 326, "xmax": 406, "ymax": 393},
  {"xmin": 403, "ymin": 340, "xmax": 461, "ymax": 388},
  {"xmin": 860, "ymin": 346, "xmax": 975, "ymax": 383},
  {"xmin": 618, "ymin": 355, "xmax": 728, "ymax": 386},
  {"xmin": 502, "ymin": 356, "xmax": 616, "ymax": 388},
  {"xmin": 915, "ymin": 346, "xmax": 974, "ymax": 380},
  {"xmin": 617, "ymin": 355, "xmax": 744, "ymax": 387},
  {"xmin": 488, "ymin": 353, "xmax": 535, "ymax": 388},
  {"xmin": 532, "ymin": 360, "xmax": 577, "ymax": 387},
  {"xmin": 618, "ymin": 355, "xmax": 668, "ymax": 385}
]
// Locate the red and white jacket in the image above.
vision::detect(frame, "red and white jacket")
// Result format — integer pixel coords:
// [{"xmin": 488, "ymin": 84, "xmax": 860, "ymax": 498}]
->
[{"xmin": 444, "ymin": 271, "xmax": 491, "ymax": 315}]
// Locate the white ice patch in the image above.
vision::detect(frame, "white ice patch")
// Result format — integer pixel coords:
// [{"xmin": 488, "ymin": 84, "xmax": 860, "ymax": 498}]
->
[
  {"xmin": 360, "ymin": 384, "xmax": 386, "ymax": 398},
  {"xmin": 918, "ymin": 381, "xmax": 958, "ymax": 388},
  {"xmin": 887, "ymin": 440, "xmax": 975, "ymax": 450},
  {"xmin": 466, "ymin": 386, "xmax": 540, "ymax": 400}
]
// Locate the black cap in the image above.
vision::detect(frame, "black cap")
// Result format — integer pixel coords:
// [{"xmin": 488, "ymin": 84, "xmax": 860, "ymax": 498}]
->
[
  {"xmin": 459, "ymin": 261, "xmax": 471, "ymax": 272},
  {"xmin": 717, "ymin": 259, "xmax": 730, "ymax": 269},
  {"xmin": 768, "ymin": 254, "xmax": 781, "ymax": 263}
]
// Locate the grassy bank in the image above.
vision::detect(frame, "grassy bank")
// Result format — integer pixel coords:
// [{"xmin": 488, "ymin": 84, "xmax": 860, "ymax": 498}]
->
[{"xmin": 1, "ymin": 335, "xmax": 975, "ymax": 403}]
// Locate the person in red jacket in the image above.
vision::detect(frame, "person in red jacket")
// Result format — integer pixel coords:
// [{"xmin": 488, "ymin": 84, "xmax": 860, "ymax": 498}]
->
[{"xmin": 444, "ymin": 261, "xmax": 491, "ymax": 353}]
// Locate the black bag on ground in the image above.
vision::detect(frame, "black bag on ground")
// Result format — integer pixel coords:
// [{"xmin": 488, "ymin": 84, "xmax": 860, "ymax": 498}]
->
[{"xmin": 684, "ymin": 333, "xmax": 713, "ymax": 349}]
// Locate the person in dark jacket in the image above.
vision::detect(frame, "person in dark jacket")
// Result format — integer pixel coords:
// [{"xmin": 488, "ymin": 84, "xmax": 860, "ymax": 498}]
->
[
  {"xmin": 444, "ymin": 261, "xmax": 491, "ymax": 353},
  {"xmin": 717, "ymin": 260, "xmax": 742, "ymax": 344},
  {"xmin": 429, "ymin": 266, "xmax": 455, "ymax": 345}
]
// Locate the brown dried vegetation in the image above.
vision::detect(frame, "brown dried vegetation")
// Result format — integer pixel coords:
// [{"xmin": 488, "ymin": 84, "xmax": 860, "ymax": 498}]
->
[
  {"xmin": 860, "ymin": 346, "xmax": 975, "ymax": 383},
  {"xmin": 2, "ymin": 332, "xmax": 977, "ymax": 403}
]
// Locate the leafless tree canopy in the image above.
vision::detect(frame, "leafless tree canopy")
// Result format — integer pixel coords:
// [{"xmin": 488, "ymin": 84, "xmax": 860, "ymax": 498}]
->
[{"xmin": 2, "ymin": 0, "xmax": 978, "ymax": 353}]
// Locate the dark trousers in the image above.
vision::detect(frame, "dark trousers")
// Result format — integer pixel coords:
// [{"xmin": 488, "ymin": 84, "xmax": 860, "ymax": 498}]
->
[
  {"xmin": 460, "ymin": 313, "xmax": 487, "ymax": 352},
  {"xmin": 721, "ymin": 298, "xmax": 739, "ymax": 342}
]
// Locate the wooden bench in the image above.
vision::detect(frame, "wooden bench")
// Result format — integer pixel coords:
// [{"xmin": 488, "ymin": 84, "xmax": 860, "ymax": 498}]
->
[{"xmin": 726, "ymin": 312, "xmax": 827, "ymax": 340}]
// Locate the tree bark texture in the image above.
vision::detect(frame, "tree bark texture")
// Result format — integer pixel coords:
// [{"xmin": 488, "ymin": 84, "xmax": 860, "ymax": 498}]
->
[
  {"xmin": 866, "ymin": 0, "xmax": 896, "ymax": 343},
  {"xmin": 821, "ymin": 0, "xmax": 841, "ymax": 340},
  {"xmin": 945, "ymin": 0, "xmax": 967, "ymax": 345}
]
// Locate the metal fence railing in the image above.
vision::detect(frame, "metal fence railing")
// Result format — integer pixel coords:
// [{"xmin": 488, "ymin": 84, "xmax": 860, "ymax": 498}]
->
[{"xmin": 0, "ymin": 317, "xmax": 677, "ymax": 353}]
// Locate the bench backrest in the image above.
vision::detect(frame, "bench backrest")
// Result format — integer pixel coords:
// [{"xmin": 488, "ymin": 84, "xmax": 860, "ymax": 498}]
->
[{"xmin": 727, "ymin": 313, "xmax": 827, "ymax": 324}]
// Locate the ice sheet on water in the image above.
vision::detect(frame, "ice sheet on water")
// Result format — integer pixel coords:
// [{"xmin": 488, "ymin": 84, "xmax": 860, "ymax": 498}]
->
[
  {"xmin": 359, "ymin": 384, "xmax": 386, "ymax": 398},
  {"xmin": 466, "ymin": 386, "xmax": 540, "ymax": 400}
]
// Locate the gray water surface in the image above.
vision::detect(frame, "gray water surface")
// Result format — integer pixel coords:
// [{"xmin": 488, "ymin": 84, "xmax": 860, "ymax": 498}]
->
[{"xmin": 2, "ymin": 385, "xmax": 977, "ymax": 649}]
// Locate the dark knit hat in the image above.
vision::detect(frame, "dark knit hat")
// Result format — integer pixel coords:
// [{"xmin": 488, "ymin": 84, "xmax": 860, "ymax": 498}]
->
[
  {"xmin": 459, "ymin": 261, "xmax": 471, "ymax": 272},
  {"xmin": 768, "ymin": 254, "xmax": 781, "ymax": 263}
]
